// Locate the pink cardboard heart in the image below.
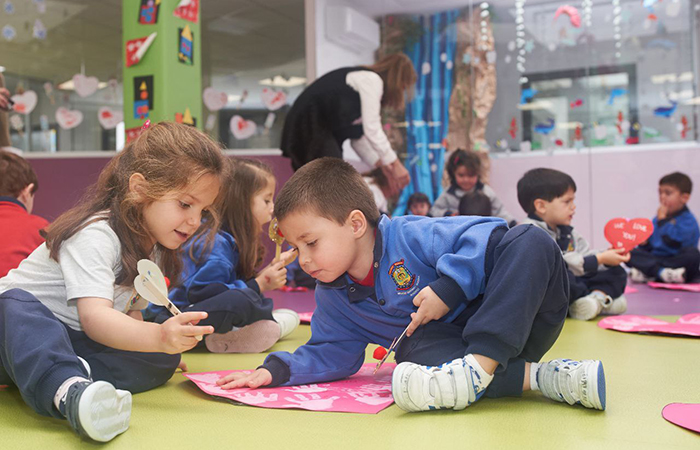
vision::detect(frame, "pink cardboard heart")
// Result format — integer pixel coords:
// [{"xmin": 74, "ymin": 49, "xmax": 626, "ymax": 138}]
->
[
  {"xmin": 662, "ymin": 403, "xmax": 700, "ymax": 433},
  {"xmin": 55, "ymin": 107, "xmax": 83, "ymax": 130},
  {"xmin": 261, "ymin": 88, "xmax": 287, "ymax": 111},
  {"xmin": 229, "ymin": 115, "xmax": 256, "ymax": 140},
  {"xmin": 73, "ymin": 74, "xmax": 99, "ymax": 98},
  {"xmin": 598, "ymin": 314, "xmax": 700, "ymax": 337},
  {"xmin": 203, "ymin": 87, "xmax": 228, "ymax": 111},
  {"xmin": 97, "ymin": 107, "xmax": 123, "ymax": 130},
  {"xmin": 604, "ymin": 217, "xmax": 654, "ymax": 253},
  {"xmin": 11, "ymin": 90, "xmax": 37, "ymax": 115}
]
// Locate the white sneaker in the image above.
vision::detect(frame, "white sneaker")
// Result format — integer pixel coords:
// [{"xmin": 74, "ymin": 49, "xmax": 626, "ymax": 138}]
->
[
  {"xmin": 601, "ymin": 295, "xmax": 627, "ymax": 315},
  {"xmin": 77, "ymin": 357, "xmax": 92, "ymax": 380},
  {"xmin": 569, "ymin": 291, "xmax": 611, "ymax": 321},
  {"xmin": 391, "ymin": 354, "xmax": 493, "ymax": 412},
  {"xmin": 537, "ymin": 359, "xmax": 606, "ymax": 410},
  {"xmin": 205, "ymin": 320, "xmax": 281, "ymax": 353},
  {"xmin": 629, "ymin": 268, "xmax": 649, "ymax": 283},
  {"xmin": 64, "ymin": 381, "xmax": 132, "ymax": 442},
  {"xmin": 272, "ymin": 309, "xmax": 300, "ymax": 339},
  {"xmin": 659, "ymin": 267, "xmax": 686, "ymax": 284}
]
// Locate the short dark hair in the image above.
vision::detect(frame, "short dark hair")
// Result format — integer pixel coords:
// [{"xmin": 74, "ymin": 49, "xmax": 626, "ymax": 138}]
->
[
  {"xmin": 447, "ymin": 150, "xmax": 481, "ymax": 187},
  {"xmin": 659, "ymin": 172, "xmax": 692, "ymax": 194},
  {"xmin": 517, "ymin": 168, "xmax": 577, "ymax": 215},
  {"xmin": 0, "ymin": 150, "xmax": 39, "ymax": 197},
  {"xmin": 458, "ymin": 191, "xmax": 492, "ymax": 216},
  {"xmin": 407, "ymin": 192, "xmax": 430, "ymax": 210},
  {"xmin": 275, "ymin": 157, "xmax": 380, "ymax": 227}
]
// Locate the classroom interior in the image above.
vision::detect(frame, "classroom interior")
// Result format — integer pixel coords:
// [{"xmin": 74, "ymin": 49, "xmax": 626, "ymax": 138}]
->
[{"xmin": 1, "ymin": 0, "xmax": 700, "ymax": 448}]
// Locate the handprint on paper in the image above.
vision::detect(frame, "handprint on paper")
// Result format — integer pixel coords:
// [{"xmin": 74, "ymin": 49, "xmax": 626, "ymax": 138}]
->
[
  {"xmin": 347, "ymin": 390, "xmax": 392, "ymax": 406},
  {"xmin": 236, "ymin": 392, "xmax": 279, "ymax": 405},
  {"xmin": 285, "ymin": 384, "xmax": 330, "ymax": 393},
  {"xmin": 283, "ymin": 393, "xmax": 340, "ymax": 410}
]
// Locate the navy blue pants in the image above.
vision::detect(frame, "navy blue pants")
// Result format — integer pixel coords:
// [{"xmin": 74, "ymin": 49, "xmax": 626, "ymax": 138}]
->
[
  {"xmin": 0, "ymin": 289, "xmax": 180, "ymax": 418},
  {"xmin": 567, "ymin": 266, "xmax": 627, "ymax": 302},
  {"xmin": 629, "ymin": 246, "xmax": 700, "ymax": 282},
  {"xmin": 395, "ymin": 225, "xmax": 569, "ymax": 398},
  {"xmin": 154, "ymin": 287, "xmax": 274, "ymax": 336}
]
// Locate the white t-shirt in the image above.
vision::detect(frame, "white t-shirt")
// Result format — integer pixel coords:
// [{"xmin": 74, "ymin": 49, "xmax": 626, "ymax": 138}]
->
[{"xmin": 0, "ymin": 219, "xmax": 148, "ymax": 331}]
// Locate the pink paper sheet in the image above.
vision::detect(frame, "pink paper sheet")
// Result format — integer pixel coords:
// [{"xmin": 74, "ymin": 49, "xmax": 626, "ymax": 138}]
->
[
  {"xmin": 662, "ymin": 403, "xmax": 700, "ymax": 433},
  {"xmin": 298, "ymin": 311, "xmax": 313, "ymax": 324},
  {"xmin": 647, "ymin": 282, "xmax": 700, "ymax": 292},
  {"xmin": 185, "ymin": 363, "xmax": 395, "ymax": 414},
  {"xmin": 598, "ymin": 314, "xmax": 700, "ymax": 337},
  {"xmin": 623, "ymin": 286, "xmax": 638, "ymax": 294}
]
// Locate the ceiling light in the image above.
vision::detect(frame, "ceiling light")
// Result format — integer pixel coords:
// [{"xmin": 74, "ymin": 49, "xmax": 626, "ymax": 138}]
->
[
  {"xmin": 57, "ymin": 79, "xmax": 108, "ymax": 91},
  {"xmin": 258, "ymin": 76, "xmax": 306, "ymax": 88}
]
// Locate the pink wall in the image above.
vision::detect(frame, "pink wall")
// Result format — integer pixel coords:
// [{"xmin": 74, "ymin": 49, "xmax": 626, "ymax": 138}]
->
[{"xmin": 489, "ymin": 144, "xmax": 700, "ymax": 248}]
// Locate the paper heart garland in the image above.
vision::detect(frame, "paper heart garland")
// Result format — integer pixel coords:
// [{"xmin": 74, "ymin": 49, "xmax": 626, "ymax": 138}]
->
[
  {"xmin": 56, "ymin": 107, "xmax": 83, "ymax": 130},
  {"xmin": 604, "ymin": 217, "xmax": 654, "ymax": 253},
  {"xmin": 261, "ymin": 88, "xmax": 287, "ymax": 111},
  {"xmin": 11, "ymin": 90, "xmax": 37, "ymax": 115},
  {"xmin": 73, "ymin": 74, "xmax": 99, "ymax": 98},
  {"xmin": 202, "ymin": 87, "xmax": 227, "ymax": 111},
  {"xmin": 97, "ymin": 107, "xmax": 123, "ymax": 130},
  {"xmin": 229, "ymin": 115, "xmax": 256, "ymax": 140}
]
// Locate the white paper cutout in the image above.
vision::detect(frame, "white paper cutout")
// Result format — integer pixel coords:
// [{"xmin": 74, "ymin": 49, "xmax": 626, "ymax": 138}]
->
[
  {"xmin": 11, "ymin": 91, "xmax": 38, "ymax": 115},
  {"xmin": 202, "ymin": 87, "xmax": 227, "ymax": 111},
  {"xmin": 263, "ymin": 112, "xmax": 276, "ymax": 129},
  {"xmin": 260, "ymin": 88, "xmax": 287, "ymax": 111},
  {"xmin": 229, "ymin": 115, "xmax": 256, "ymax": 140},
  {"xmin": 56, "ymin": 107, "xmax": 83, "ymax": 129},
  {"xmin": 73, "ymin": 74, "xmax": 99, "ymax": 98},
  {"xmin": 97, "ymin": 107, "xmax": 123, "ymax": 130},
  {"xmin": 205, "ymin": 114, "xmax": 216, "ymax": 131}
]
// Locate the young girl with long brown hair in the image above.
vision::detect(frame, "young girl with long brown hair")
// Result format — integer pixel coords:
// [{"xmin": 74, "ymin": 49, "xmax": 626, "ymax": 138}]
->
[
  {"xmin": 151, "ymin": 158, "xmax": 299, "ymax": 354},
  {"xmin": 0, "ymin": 122, "xmax": 226, "ymax": 443}
]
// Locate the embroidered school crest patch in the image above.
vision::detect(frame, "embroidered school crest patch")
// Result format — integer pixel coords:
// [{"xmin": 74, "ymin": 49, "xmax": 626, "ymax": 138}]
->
[{"xmin": 389, "ymin": 259, "xmax": 416, "ymax": 291}]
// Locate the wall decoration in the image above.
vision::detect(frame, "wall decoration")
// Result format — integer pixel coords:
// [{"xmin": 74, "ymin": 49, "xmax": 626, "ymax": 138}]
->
[
  {"xmin": 607, "ymin": 88, "xmax": 627, "ymax": 105},
  {"xmin": 202, "ymin": 87, "xmax": 227, "ymax": 111},
  {"xmin": 261, "ymin": 88, "xmax": 287, "ymax": 111},
  {"xmin": 43, "ymin": 82, "xmax": 55, "ymax": 104},
  {"xmin": 133, "ymin": 75, "xmax": 154, "ymax": 119},
  {"xmin": 98, "ymin": 107, "xmax": 123, "ymax": 130},
  {"xmin": 204, "ymin": 114, "xmax": 216, "ymax": 131},
  {"xmin": 173, "ymin": 0, "xmax": 199, "ymax": 24},
  {"xmin": 125, "ymin": 126, "xmax": 143, "ymax": 142},
  {"xmin": 139, "ymin": 0, "xmax": 160, "ymax": 25},
  {"xmin": 177, "ymin": 25, "xmax": 194, "ymax": 65},
  {"xmin": 11, "ymin": 91, "xmax": 37, "ymax": 115},
  {"xmin": 73, "ymin": 74, "xmax": 99, "ymax": 98},
  {"xmin": 553, "ymin": 5, "xmax": 581, "ymax": 28},
  {"xmin": 534, "ymin": 118, "xmax": 555, "ymax": 135},
  {"xmin": 126, "ymin": 32, "xmax": 157, "ymax": 68},
  {"xmin": 678, "ymin": 115, "xmax": 689, "ymax": 138},
  {"xmin": 519, "ymin": 87, "xmax": 537, "ymax": 104},
  {"xmin": 9, "ymin": 114, "xmax": 23, "ymax": 136},
  {"xmin": 175, "ymin": 107, "xmax": 196, "ymax": 126},
  {"xmin": 612, "ymin": 0, "xmax": 622, "ymax": 59},
  {"xmin": 264, "ymin": 112, "xmax": 276, "ymax": 130},
  {"xmin": 230, "ymin": 115, "xmax": 256, "ymax": 140},
  {"xmin": 515, "ymin": 0, "xmax": 528, "ymax": 84},
  {"xmin": 653, "ymin": 101, "xmax": 677, "ymax": 118},
  {"xmin": 55, "ymin": 107, "xmax": 83, "ymax": 130},
  {"xmin": 570, "ymin": 98, "xmax": 583, "ymax": 109},
  {"xmin": 508, "ymin": 117, "xmax": 517, "ymax": 139}
]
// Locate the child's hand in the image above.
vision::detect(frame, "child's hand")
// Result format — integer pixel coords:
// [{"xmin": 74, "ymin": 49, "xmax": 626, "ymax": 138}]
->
[
  {"xmin": 596, "ymin": 248, "xmax": 631, "ymax": 266},
  {"xmin": 256, "ymin": 260, "xmax": 288, "ymax": 292},
  {"xmin": 657, "ymin": 205, "xmax": 668, "ymax": 221},
  {"xmin": 406, "ymin": 286, "xmax": 450, "ymax": 337},
  {"xmin": 217, "ymin": 368, "xmax": 272, "ymax": 390},
  {"xmin": 159, "ymin": 312, "xmax": 213, "ymax": 354}
]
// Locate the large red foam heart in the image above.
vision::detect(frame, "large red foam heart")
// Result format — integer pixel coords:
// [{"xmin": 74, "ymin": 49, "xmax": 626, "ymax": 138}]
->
[{"xmin": 604, "ymin": 217, "xmax": 654, "ymax": 253}]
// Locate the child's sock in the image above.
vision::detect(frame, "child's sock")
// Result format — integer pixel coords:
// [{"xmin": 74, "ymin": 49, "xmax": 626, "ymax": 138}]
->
[
  {"xmin": 54, "ymin": 376, "xmax": 90, "ymax": 415},
  {"xmin": 529, "ymin": 362, "xmax": 540, "ymax": 391}
]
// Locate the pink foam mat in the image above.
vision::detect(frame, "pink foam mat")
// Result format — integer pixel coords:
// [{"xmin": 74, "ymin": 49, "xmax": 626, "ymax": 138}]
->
[
  {"xmin": 647, "ymin": 282, "xmax": 700, "ymax": 293},
  {"xmin": 185, "ymin": 363, "xmax": 395, "ymax": 414},
  {"xmin": 598, "ymin": 313, "xmax": 700, "ymax": 337},
  {"xmin": 298, "ymin": 311, "xmax": 313, "ymax": 324},
  {"xmin": 662, "ymin": 403, "xmax": 700, "ymax": 434}
]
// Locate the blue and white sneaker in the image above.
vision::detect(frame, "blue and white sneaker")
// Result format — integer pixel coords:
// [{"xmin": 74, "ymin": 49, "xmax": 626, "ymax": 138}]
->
[
  {"xmin": 62, "ymin": 381, "xmax": 132, "ymax": 442},
  {"xmin": 391, "ymin": 354, "xmax": 494, "ymax": 412},
  {"xmin": 537, "ymin": 359, "xmax": 606, "ymax": 410}
]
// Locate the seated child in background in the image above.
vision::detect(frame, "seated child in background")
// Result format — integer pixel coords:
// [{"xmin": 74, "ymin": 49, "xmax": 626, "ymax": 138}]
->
[
  {"xmin": 407, "ymin": 192, "xmax": 431, "ymax": 216},
  {"xmin": 0, "ymin": 150, "xmax": 49, "ymax": 278},
  {"xmin": 430, "ymin": 149, "xmax": 516, "ymax": 226},
  {"xmin": 151, "ymin": 158, "xmax": 300, "ymax": 353},
  {"xmin": 518, "ymin": 168, "xmax": 629, "ymax": 321},
  {"xmin": 458, "ymin": 190, "xmax": 492, "ymax": 217},
  {"xmin": 628, "ymin": 172, "xmax": 700, "ymax": 283},
  {"xmin": 217, "ymin": 157, "xmax": 607, "ymax": 415}
]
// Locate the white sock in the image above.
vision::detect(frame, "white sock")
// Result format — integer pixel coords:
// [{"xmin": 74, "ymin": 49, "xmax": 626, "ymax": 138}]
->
[
  {"xmin": 464, "ymin": 354, "xmax": 495, "ymax": 389},
  {"xmin": 53, "ymin": 376, "xmax": 90, "ymax": 412},
  {"xmin": 529, "ymin": 362, "xmax": 540, "ymax": 391}
]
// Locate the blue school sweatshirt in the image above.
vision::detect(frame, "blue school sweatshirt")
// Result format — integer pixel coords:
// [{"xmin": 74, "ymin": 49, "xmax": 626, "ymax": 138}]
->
[
  {"xmin": 646, "ymin": 206, "xmax": 700, "ymax": 257},
  {"xmin": 260, "ymin": 214, "xmax": 508, "ymax": 386}
]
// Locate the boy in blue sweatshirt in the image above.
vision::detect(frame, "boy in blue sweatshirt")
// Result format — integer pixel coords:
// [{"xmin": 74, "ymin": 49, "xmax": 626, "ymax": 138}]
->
[
  {"xmin": 216, "ymin": 158, "xmax": 607, "ymax": 413},
  {"xmin": 628, "ymin": 172, "xmax": 700, "ymax": 283}
]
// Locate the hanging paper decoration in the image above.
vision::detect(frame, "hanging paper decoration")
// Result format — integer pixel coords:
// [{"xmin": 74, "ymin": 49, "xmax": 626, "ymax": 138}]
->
[
  {"xmin": 42, "ymin": 82, "xmax": 55, "ymax": 104},
  {"xmin": 581, "ymin": 0, "xmax": 592, "ymax": 27},
  {"xmin": 73, "ymin": 74, "xmax": 99, "ymax": 98},
  {"xmin": 97, "ymin": 107, "xmax": 123, "ymax": 130},
  {"xmin": 204, "ymin": 114, "xmax": 216, "ymax": 132},
  {"xmin": 260, "ymin": 88, "xmax": 287, "ymax": 111},
  {"xmin": 173, "ymin": 0, "xmax": 199, "ymax": 24},
  {"xmin": 139, "ymin": 0, "xmax": 160, "ymax": 25},
  {"xmin": 508, "ymin": 117, "xmax": 517, "ymax": 139},
  {"xmin": 678, "ymin": 115, "xmax": 690, "ymax": 138},
  {"xmin": 519, "ymin": 87, "xmax": 537, "ymax": 104},
  {"xmin": 202, "ymin": 87, "xmax": 227, "ymax": 111},
  {"xmin": 514, "ymin": 0, "xmax": 527, "ymax": 84},
  {"xmin": 177, "ymin": 25, "xmax": 194, "ymax": 65},
  {"xmin": 9, "ymin": 115, "xmax": 23, "ymax": 136},
  {"xmin": 126, "ymin": 32, "xmax": 157, "ymax": 68},
  {"xmin": 653, "ymin": 101, "xmax": 677, "ymax": 118},
  {"xmin": 534, "ymin": 118, "xmax": 555, "ymax": 135},
  {"xmin": 11, "ymin": 91, "xmax": 38, "ymax": 115},
  {"xmin": 612, "ymin": 0, "xmax": 622, "ymax": 59},
  {"xmin": 263, "ymin": 112, "xmax": 276, "ymax": 130},
  {"xmin": 230, "ymin": 115, "xmax": 256, "ymax": 140},
  {"xmin": 2, "ymin": 25, "xmax": 16, "ymax": 41},
  {"xmin": 55, "ymin": 107, "xmax": 83, "ymax": 130},
  {"xmin": 33, "ymin": 19, "xmax": 46, "ymax": 40},
  {"xmin": 553, "ymin": 5, "xmax": 581, "ymax": 28},
  {"xmin": 607, "ymin": 88, "xmax": 627, "ymax": 105},
  {"xmin": 478, "ymin": 3, "xmax": 491, "ymax": 53},
  {"xmin": 175, "ymin": 107, "xmax": 196, "ymax": 126},
  {"xmin": 133, "ymin": 75, "xmax": 154, "ymax": 119},
  {"xmin": 570, "ymin": 98, "xmax": 583, "ymax": 109}
]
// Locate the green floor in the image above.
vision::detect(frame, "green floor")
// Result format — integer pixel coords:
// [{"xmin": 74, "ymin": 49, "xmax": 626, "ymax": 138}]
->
[{"xmin": 1, "ymin": 317, "xmax": 699, "ymax": 449}]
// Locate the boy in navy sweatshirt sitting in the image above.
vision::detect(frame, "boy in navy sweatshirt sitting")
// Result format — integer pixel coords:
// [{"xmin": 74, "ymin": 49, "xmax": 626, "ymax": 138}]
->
[
  {"xmin": 628, "ymin": 172, "xmax": 700, "ymax": 283},
  {"xmin": 217, "ymin": 158, "xmax": 606, "ymax": 413}
]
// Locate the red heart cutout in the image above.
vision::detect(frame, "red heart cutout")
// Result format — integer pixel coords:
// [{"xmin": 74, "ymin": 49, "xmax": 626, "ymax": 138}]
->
[{"xmin": 604, "ymin": 217, "xmax": 654, "ymax": 253}]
